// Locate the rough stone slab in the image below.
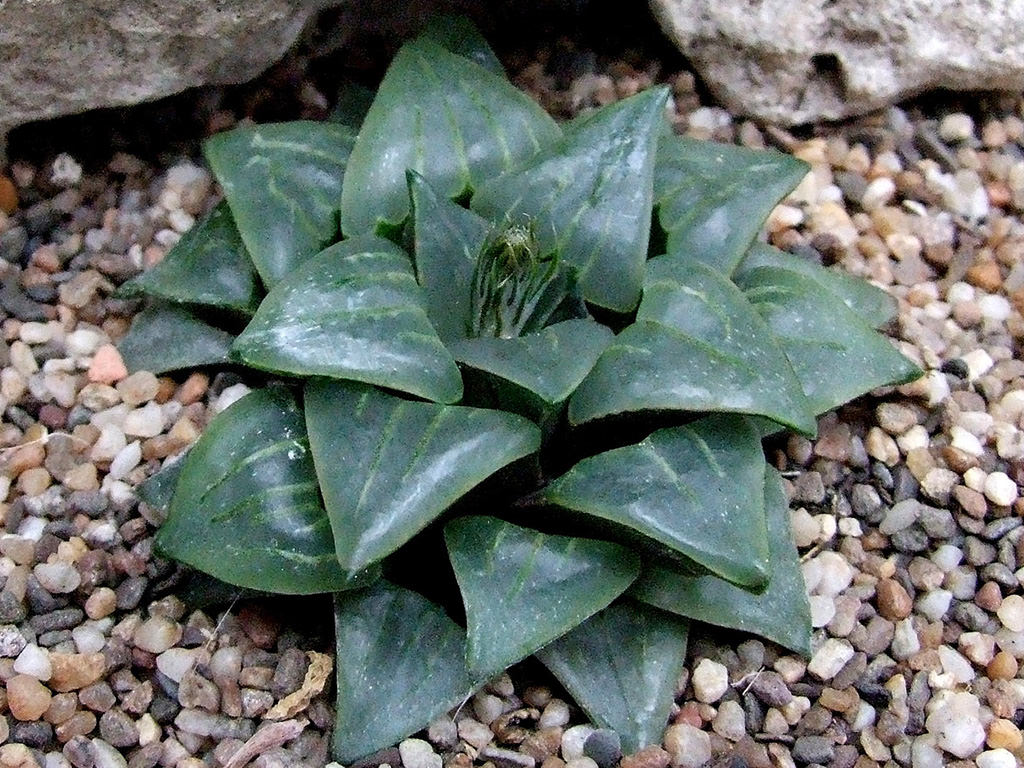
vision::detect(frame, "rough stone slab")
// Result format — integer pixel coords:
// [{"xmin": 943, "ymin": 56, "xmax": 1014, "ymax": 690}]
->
[
  {"xmin": 650, "ymin": 0, "xmax": 1024, "ymax": 125},
  {"xmin": 0, "ymin": 0, "xmax": 312, "ymax": 137}
]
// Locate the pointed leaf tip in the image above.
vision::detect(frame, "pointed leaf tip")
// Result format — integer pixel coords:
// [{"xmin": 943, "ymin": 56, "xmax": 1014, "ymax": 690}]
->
[{"xmin": 445, "ymin": 516, "xmax": 641, "ymax": 681}]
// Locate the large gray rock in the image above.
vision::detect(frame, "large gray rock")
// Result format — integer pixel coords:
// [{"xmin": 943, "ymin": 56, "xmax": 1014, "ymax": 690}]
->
[
  {"xmin": 0, "ymin": 0, "xmax": 312, "ymax": 137},
  {"xmin": 650, "ymin": 0, "xmax": 1024, "ymax": 125}
]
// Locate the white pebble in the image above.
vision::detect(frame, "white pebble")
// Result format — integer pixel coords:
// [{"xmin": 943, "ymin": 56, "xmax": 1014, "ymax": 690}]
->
[
  {"xmin": 964, "ymin": 467, "xmax": 988, "ymax": 493},
  {"xmin": 397, "ymin": 739, "xmax": 441, "ymax": 768},
  {"xmin": 13, "ymin": 644, "xmax": 51, "ymax": 680},
  {"xmin": 66, "ymin": 329, "xmax": 104, "ymax": 357},
  {"xmin": 962, "ymin": 349, "xmax": 995, "ymax": 380},
  {"xmin": 691, "ymin": 658, "xmax": 729, "ymax": 703},
  {"xmin": 896, "ymin": 425, "xmax": 929, "ymax": 453},
  {"xmin": 156, "ymin": 648, "xmax": 202, "ymax": 683},
  {"xmin": 880, "ymin": 499, "xmax": 920, "ymax": 534},
  {"xmin": 892, "ymin": 618, "xmax": 920, "ymax": 660},
  {"xmin": 924, "ymin": 691, "xmax": 985, "ymax": 758},
  {"xmin": 51, "ymin": 153, "xmax": 83, "ymax": 186},
  {"xmin": 910, "ymin": 734, "xmax": 945, "ymax": 768},
  {"xmin": 959, "ymin": 632, "xmax": 996, "ymax": 665},
  {"xmin": 561, "ymin": 725, "xmax": 595, "ymax": 761},
  {"xmin": 949, "ymin": 426, "xmax": 984, "ymax": 456},
  {"xmin": 808, "ymin": 595, "xmax": 836, "ymax": 628},
  {"xmin": 932, "ymin": 545, "xmax": 963, "ymax": 572},
  {"xmin": 984, "ymin": 472, "xmax": 1018, "ymax": 507},
  {"xmin": 539, "ymin": 699, "xmax": 570, "ymax": 729},
  {"xmin": 976, "ymin": 748, "xmax": 1017, "ymax": 768},
  {"xmin": 213, "ymin": 383, "xmax": 252, "ymax": 414},
  {"xmin": 979, "ymin": 295, "xmax": 1012, "ymax": 322},
  {"xmin": 34, "ymin": 561, "xmax": 81, "ymax": 594},
  {"xmin": 937, "ymin": 646, "xmax": 974, "ymax": 683},
  {"xmin": 663, "ymin": 724, "xmax": 711, "ymax": 768},
  {"xmin": 712, "ymin": 700, "xmax": 746, "ymax": 741},
  {"xmin": 90, "ymin": 424, "xmax": 127, "ymax": 463},
  {"xmin": 123, "ymin": 402, "xmax": 164, "ymax": 438},
  {"xmin": 998, "ymin": 594, "xmax": 1024, "ymax": 632},
  {"xmin": 861, "ymin": 177, "xmax": 895, "ymax": 211},
  {"xmin": 938, "ymin": 113, "xmax": 975, "ymax": 142},
  {"xmin": 108, "ymin": 441, "xmax": 142, "ymax": 481},
  {"xmin": 807, "ymin": 639, "xmax": 854, "ymax": 680},
  {"xmin": 916, "ymin": 590, "xmax": 952, "ymax": 622},
  {"xmin": 72, "ymin": 625, "xmax": 106, "ymax": 654}
]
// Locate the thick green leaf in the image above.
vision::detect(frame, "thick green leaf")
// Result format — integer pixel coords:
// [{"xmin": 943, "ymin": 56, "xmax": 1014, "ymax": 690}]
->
[
  {"xmin": 155, "ymin": 388, "xmax": 354, "ymax": 594},
  {"xmin": 418, "ymin": 14, "xmax": 504, "ymax": 75},
  {"xmin": 304, "ymin": 380, "xmax": 541, "ymax": 573},
  {"xmin": 119, "ymin": 201, "xmax": 262, "ymax": 314},
  {"xmin": 340, "ymin": 38, "xmax": 560, "ymax": 236},
  {"xmin": 450, "ymin": 320, "xmax": 613, "ymax": 405},
  {"xmin": 654, "ymin": 136, "xmax": 808, "ymax": 273},
  {"xmin": 408, "ymin": 171, "xmax": 490, "ymax": 342},
  {"xmin": 536, "ymin": 599, "xmax": 689, "ymax": 752},
  {"xmin": 333, "ymin": 582, "xmax": 473, "ymax": 762},
  {"xmin": 119, "ymin": 303, "xmax": 235, "ymax": 374},
  {"xmin": 473, "ymin": 87, "xmax": 669, "ymax": 312},
  {"xmin": 569, "ymin": 258, "xmax": 816, "ymax": 434},
  {"xmin": 736, "ymin": 243, "xmax": 898, "ymax": 328},
  {"xmin": 445, "ymin": 516, "xmax": 640, "ymax": 681},
  {"xmin": 232, "ymin": 236, "xmax": 463, "ymax": 404},
  {"xmin": 137, "ymin": 456, "xmax": 185, "ymax": 512},
  {"xmin": 632, "ymin": 468, "xmax": 813, "ymax": 656},
  {"xmin": 545, "ymin": 414, "xmax": 770, "ymax": 588},
  {"xmin": 204, "ymin": 121, "xmax": 354, "ymax": 286},
  {"xmin": 737, "ymin": 265, "xmax": 922, "ymax": 415}
]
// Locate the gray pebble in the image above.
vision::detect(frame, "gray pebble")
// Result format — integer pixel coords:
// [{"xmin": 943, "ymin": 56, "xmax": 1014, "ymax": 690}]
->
[
  {"xmin": 30, "ymin": 607, "xmax": 84, "ymax": 633},
  {"xmin": 0, "ymin": 226, "xmax": 28, "ymax": 263},
  {"xmin": 115, "ymin": 576, "xmax": 147, "ymax": 610},
  {"xmin": 953, "ymin": 601, "xmax": 991, "ymax": 630},
  {"xmin": 964, "ymin": 536, "xmax": 997, "ymax": 566},
  {"xmin": 100, "ymin": 708, "xmax": 140, "ymax": 748},
  {"xmin": 751, "ymin": 671, "xmax": 792, "ymax": 707},
  {"xmin": 583, "ymin": 729, "xmax": 622, "ymax": 768},
  {"xmin": 983, "ymin": 517, "xmax": 1022, "ymax": 541},
  {"xmin": 0, "ymin": 591, "xmax": 27, "ymax": 623},
  {"xmin": 918, "ymin": 506, "xmax": 956, "ymax": 539},
  {"xmin": 271, "ymin": 647, "xmax": 308, "ymax": 698},
  {"xmin": 981, "ymin": 563, "xmax": 1018, "ymax": 590},
  {"xmin": 890, "ymin": 526, "xmax": 929, "ymax": 553},
  {"xmin": 791, "ymin": 735, "xmax": 834, "ymax": 764},
  {"xmin": 0, "ymin": 624, "xmax": 27, "ymax": 657},
  {"xmin": 479, "ymin": 746, "xmax": 536, "ymax": 768},
  {"xmin": 11, "ymin": 719, "xmax": 53, "ymax": 747},
  {"xmin": 63, "ymin": 735, "xmax": 95, "ymax": 768},
  {"xmin": 851, "ymin": 484, "xmax": 884, "ymax": 523}
]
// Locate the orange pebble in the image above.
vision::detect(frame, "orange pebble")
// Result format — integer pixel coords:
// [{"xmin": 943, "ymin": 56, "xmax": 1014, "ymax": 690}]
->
[{"xmin": 87, "ymin": 344, "xmax": 128, "ymax": 385}]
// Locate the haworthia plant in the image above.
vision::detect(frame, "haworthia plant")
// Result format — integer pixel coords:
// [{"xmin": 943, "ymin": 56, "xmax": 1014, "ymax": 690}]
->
[{"xmin": 121, "ymin": 16, "xmax": 922, "ymax": 761}]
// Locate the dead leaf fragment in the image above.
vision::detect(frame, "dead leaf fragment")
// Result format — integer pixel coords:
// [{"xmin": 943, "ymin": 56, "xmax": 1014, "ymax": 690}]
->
[
  {"xmin": 222, "ymin": 718, "xmax": 307, "ymax": 768},
  {"xmin": 264, "ymin": 651, "xmax": 332, "ymax": 720}
]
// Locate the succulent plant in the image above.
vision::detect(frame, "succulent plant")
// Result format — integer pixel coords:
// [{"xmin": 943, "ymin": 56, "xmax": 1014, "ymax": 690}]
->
[{"xmin": 119, "ymin": 16, "xmax": 921, "ymax": 759}]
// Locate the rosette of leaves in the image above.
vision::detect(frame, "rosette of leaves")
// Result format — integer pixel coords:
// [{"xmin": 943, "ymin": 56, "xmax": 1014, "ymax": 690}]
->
[{"xmin": 120, "ymin": 17, "xmax": 921, "ymax": 760}]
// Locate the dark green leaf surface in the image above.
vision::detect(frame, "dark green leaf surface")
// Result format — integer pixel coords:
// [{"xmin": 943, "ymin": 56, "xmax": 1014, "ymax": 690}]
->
[
  {"xmin": 737, "ymin": 265, "xmax": 922, "ymax": 416},
  {"xmin": 569, "ymin": 258, "xmax": 816, "ymax": 434},
  {"xmin": 445, "ymin": 517, "xmax": 641, "ymax": 681},
  {"xmin": 408, "ymin": 171, "xmax": 490, "ymax": 342},
  {"xmin": 204, "ymin": 121, "xmax": 354, "ymax": 286},
  {"xmin": 545, "ymin": 415, "xmax": 770, "ymax": 588},
  {"xmin": 232, "ymin": 236, "xmax": 463, "ymax": 404},
  {"xmin": 536, "ymin": 599, "xmax": 689, "ymax": 752},
  {"xmin": 136, "ymin": 456, "xmax": 185, "ymax": 512},
  {"xmin": 333, "ymin": 583, "xmax": 473, "ymax": 762},
  {"xmin": 473, "ymin": 88, "xmax": 668, "ymax": 312},
  {"xmin": 340, "ymin": 39, "xmax": 560, "ymax": 236},
  {"xmin": 632, "ymin": 468, "xmax": 813, "ymax": 656},
  {"xmin": 418, "ymin": 14, "xmax": 504, "ymax": 75},
  {"xmin": 736, "ymin": 243, "xmax": 898, "ymax": 328},
  {"xmin": 119, "ymin": 201, "xmax": 262, "ymax": 314},
  {"xmin": 654, "ymin": 136, "xmax": 808, "ymax": 273},
  {"xmin": 304, "ymin": 380, "xmax": 541, "ymax": 573},
  {"xmin": 155, "ymin": 388, "xmax": 353, "ymax": 594},
  {"xmin": 119, "ymin": 303, "xmax": 235, "ymax": 374},
  {"xmin": 450, "ymin": 320, "xmax": 613, "ymax": 405}
]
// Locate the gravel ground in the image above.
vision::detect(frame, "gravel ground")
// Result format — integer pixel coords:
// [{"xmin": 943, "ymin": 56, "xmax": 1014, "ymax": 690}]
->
[{"xmin": 2, "ymin": 29, "xmax": 1024, "ymax": 768}]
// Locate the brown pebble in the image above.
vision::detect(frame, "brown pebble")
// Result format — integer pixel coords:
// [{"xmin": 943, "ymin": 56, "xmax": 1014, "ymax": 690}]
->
[
  {"xmin": 988, "ymin": 718, "xmax": 1023, "ymax": 750},
  {"xmin": 48, "ymin": 653, "xmax": 106, "ymax": 692},
  {"xmin": 988, "ymin": 651, "xmax": 1019, "ymax": 680},
  {"xmin": 966, "ymin": 257, "xmax": 1003, "ymax": 293},
  {"xmin": 7, "ymin": 674, "xmax": 52, "ymax": 721},
  {"xmin": 86, "ymin": 344, "xmax": 127, "ymax": 385},
  {"xmin": 84, "ymin": 587, "xmax": 117, "ymax": 620},
  {"xmin": 876, "ymin": 578, "xmax": 912, "ymax": 620},
  {"xmin": 620, "ymin": 746, "xmax": 671, "ymax": 768},
  {"xmin": 976, "ymin": 581, "xmax": 1003, "ymax": 612},
  {"xmin": 520, "ymin": 727, "xmax": 563, "ymax": 761},
  {"xmin": 954, "ymin": 485, "xmax": 988, "ymax": 518},
  {"xmin": 54, "ymin": 710, "xmax": 96, "ymax": 743},
  {"xmin": 175, "ymin": 372, "xmax": 209, "ymax": 405},
  {"xmin": 0, "ymin": 175, "xmax": 17, "ymax": 215}
]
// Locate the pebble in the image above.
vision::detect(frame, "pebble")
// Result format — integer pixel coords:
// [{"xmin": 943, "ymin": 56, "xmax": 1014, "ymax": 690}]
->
[
  {"xmin": 398, "ymin": 738, "xmax": 442, "ymax": 768},
  {"xmin": 976, "ymin": 748, "xmax": 1016, "ymax": 768},
  {"xmin": 7, "ymin": 674, "xmax": 52, "ymax": 721},
  {"xmin": 938, "ymin": 113, "xmax": 975, "ymax": 142},
  {"xmin": 662, "ymin": 724, "xmax": 710, "ymax": 768},
  {"xmin": 983, "ymin": 472, "xmax": 1018, "ymax": 506},
  {"xmin": 13, "ymin": 644, "xmax": 50, "ymax": 680},
  {"xmin": 132, "ymin": 616, "xmax": 181, "ymax": 654},
  {"xmin": 582, "ymin": 730, "xmax": 621, "ymax": 768},
  {"xmin": 86, "ymin": 345, "xmax": 127, "ymax": 385},
  {"xmin": 711, "ymin": 700, "xmax": 745, "ymax": 741},
  {"xmin": 807, "ymin": 639, "xmax": 855, "ymax": 681},
  {"xmin": 925, "ymin": 691, "xmax": 986, "ymax": 758},
  {"xmin": 691, "ymin": 658, "xmax": 728, "ymax": 703},
  {"xmin": 997, "ymin": 594, "xmax": 1024, "ymax": 631},
  {"xmin": 33, "ymin": 563, "xmax": 81, "ymax": 594},
  {"xmin": 562, "ymin": 726, "xmax": 595, "ymax": 761}
]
